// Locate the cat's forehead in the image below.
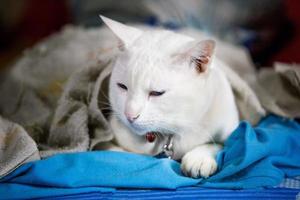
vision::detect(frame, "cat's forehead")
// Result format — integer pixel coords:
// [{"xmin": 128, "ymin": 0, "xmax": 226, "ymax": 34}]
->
[
  {"xmin": 130, "ymin": 30, "xmax": 192, "ymax": 55},
  {"xmin": 115, "ymin": 51, "xmax": 173, "ymax": 88},
  {"xmin": 113, "ymin": 30, "xmax": 193, "ymax": 84},
  {"xmin": 119, "ymin": 30, "xmax": 192, "ymax": 68}
]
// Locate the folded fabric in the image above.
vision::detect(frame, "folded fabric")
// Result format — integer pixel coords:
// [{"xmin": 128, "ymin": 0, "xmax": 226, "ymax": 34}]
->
[
  {"xmin": 1, "ymin": 115, "xmax": 300, "ymax": 200},
  {"xmin": 202, "ymin": 115, "xmax": 300, "ymax": 188},
  {"xmin": 0, "ymin": 117, "xmax": 40, "ymax": 178},
  {"xmin": 0, "ymin": 152, "xmax": 198, "ymax": 200}
]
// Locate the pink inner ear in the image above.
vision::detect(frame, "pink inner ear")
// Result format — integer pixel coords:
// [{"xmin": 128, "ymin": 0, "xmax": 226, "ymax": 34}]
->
[
  {"xmin": 192, "ymin": 55, "xmax": 210, "ymax": 73},
  {"xmin": 191, "ymin": 40, "xmax": 215, "ymax": 73},
  {"xmin": 171, "ymin": 40, "xmax": 215, "ymax": 73}
]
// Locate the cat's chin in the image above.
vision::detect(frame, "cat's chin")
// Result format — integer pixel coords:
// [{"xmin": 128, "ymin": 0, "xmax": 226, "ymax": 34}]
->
[
  {"xmin": 129, "ymin": 125, "xmax": 172, "ymax": 138},
  {"xmin": 126, "ymin": 123, "xmax": 161, "ymax": 136},
  {"xmin": 129, "ymin": 126, "xmax": 153, "ymax": 136},
  {"xmin": 123, "ymin": 121, "xmax": 150, "ymax": 135},
  {"xmin": 120, "ymin": 118, "xmax": 173, "ymax": 137}
]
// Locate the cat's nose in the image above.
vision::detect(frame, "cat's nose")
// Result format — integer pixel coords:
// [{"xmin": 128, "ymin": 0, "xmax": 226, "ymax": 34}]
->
[{"xmin": 125, "ymin": 112, "xmax": 140, "ymax": 123}]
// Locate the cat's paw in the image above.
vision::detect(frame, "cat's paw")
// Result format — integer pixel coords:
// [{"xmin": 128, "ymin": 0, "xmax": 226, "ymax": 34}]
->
[{"xmin": 181, "ymin": 151, "xmax": 217, "ymax": 178}]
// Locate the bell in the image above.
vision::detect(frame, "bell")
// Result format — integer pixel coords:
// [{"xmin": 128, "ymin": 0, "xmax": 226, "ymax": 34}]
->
[{"xmin": 146, "ymin": 132, "xmax": 156, "ymax": 143}]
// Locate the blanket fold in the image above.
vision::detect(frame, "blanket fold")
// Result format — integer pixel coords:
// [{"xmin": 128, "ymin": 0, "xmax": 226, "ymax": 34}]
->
[
  {"xmin": 1, "ymin": 115, "xmax": 300, "ymax": 200},
  {"xmin": 203, "ymin": 115, "xmax": 300, "ymax": 188},
  {"xmin": 0, "ymin": 117, "xmax": 40, "ymax": 178}
]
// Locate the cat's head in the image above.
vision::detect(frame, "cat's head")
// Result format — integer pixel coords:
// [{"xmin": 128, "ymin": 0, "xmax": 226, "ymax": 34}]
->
[{"xmin": 101, "ymin": 16, "xmax": 216, "ymax": 136}]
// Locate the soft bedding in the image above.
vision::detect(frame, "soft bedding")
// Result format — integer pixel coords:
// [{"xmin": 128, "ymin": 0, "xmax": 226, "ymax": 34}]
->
[{"xmin": 1, "ymin": 115, "xmax": 300, "ymax": 200}]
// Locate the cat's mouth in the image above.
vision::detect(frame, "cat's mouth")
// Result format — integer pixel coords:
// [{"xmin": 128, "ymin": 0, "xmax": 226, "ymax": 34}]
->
[
  {"xmin": 125, "ymin": 119, "xmax": 174, "ymax": 138},
  {"xmin": 128, "ymin": 122, "xmax": 159, "ymax": 135}
]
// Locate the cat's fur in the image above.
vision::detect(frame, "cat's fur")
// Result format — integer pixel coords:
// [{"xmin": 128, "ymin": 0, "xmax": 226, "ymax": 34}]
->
[{"xmin": 101, "ymin": 16, "xmax": 239, "ymax": 178}]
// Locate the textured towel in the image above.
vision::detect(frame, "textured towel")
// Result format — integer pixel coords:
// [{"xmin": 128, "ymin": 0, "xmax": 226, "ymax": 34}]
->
[
  {"xmin": 0, "ymin": 117, "xmax": 40, "ymax": 178},
  {"xmin": 1, "ymin": 115, "xmax": 300, "ymax": 200}
]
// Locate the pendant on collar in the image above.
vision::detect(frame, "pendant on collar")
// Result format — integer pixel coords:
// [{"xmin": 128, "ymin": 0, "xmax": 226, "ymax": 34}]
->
[
  {"xmin": 146, "ymin": 132, "xmax": 156, "ymax": 143},
  {"xmin": 163, "ymin": 135, "xmax": 174, "ymax": 159}
]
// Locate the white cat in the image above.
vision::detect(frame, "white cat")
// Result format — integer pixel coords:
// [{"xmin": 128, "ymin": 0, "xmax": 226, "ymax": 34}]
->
[{"xmin": 101, "ymin": 16, "xmax": 239, "ymax": 178}]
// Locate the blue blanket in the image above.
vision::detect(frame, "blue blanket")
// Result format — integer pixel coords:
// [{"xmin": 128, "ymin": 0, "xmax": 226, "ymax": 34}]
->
[{"xmin": 1, "ymin": 115, "xmax": 300, "ymax": 200}]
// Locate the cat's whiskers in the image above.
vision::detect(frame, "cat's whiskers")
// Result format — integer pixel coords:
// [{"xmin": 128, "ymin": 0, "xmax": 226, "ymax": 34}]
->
[
  {"xmin": 98, "ymin": 100, "xmax": 110, "ymax": 105},
  {"xmin": 97, "ymin": 100, "xmax": 114, "ymax": 111},
  {"xmin": 109, "ymin": 112, "xmax": 122, "ymax": 118},
  {"xmin": 100, "ymin": 89, "xmax": 110, "ymax": 101},
  {"xmin": 98, "ymin": 105, "xmax": 112, "ymax": 110},
  {"xmin": 100, "ymin": 107, "xmax": 113, "ymax": 111}
]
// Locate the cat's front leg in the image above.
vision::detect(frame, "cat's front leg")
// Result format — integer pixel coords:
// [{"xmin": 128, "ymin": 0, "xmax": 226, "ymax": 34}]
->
[{"xmin": 181, "ymin": 144, "xmax": 222, "ymax": 178}]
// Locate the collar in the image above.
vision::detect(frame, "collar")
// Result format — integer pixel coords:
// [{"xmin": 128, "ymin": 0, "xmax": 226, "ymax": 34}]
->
[{"xmin": 162, "ymin": 135, "xmax": 174, "ymax": 159}]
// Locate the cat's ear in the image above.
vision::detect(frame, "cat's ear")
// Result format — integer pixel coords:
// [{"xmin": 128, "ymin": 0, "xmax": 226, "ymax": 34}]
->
[
  {"xmin": 100, "ymin": 15, "xmax": 143, "ymax": 50},
  {"xmin": 184, "ymin": 40, "xmax": 215, "ymax": 73}
]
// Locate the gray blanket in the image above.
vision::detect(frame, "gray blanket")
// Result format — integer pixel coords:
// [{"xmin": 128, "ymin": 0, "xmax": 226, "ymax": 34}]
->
[{"xmin": 0, "ymin": 26, "xmax": 299, "ymax": 178}]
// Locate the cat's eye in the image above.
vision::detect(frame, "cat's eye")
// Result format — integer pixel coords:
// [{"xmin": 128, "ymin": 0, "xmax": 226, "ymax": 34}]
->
[
  {"xmin": 149, "ymin": 91, "xmax": 165, "ymax": 97},
  {"xmin": 117, "ymin": 83, "xmax": 127, "ymax": 90}
]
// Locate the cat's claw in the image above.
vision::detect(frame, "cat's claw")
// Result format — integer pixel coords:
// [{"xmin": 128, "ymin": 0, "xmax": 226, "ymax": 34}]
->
[{"xmin": 181, "ymin": 151, "xmax": 217, "ymax": 178}]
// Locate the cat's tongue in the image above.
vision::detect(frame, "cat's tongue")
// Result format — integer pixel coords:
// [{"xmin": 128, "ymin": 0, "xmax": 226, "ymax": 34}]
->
[{"xmin": 146, "ymin": 132, "xmax": 156, "ymax": 143}]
